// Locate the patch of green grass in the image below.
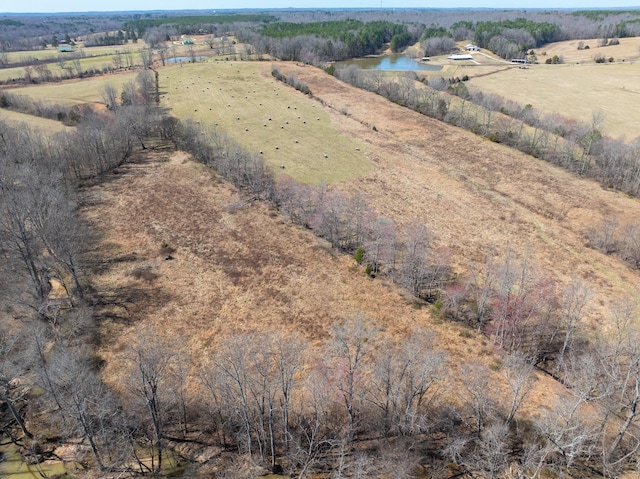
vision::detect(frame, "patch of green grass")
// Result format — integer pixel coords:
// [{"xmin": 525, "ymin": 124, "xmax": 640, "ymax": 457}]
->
[{"xmin": 162, "ymin": 61, "xmax": 371, "ymax": 184}]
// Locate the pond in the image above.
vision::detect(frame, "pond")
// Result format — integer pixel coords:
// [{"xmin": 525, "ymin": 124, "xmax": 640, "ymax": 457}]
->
[
  {"xmin": 337, "ymin": 54, "xmax": 442, "ymax": 72},
  {"xmin": 0, "ymin": 442, "xmax": 68, "ymax": 479},
  {"xmin": 168, "ymin": 56, "xmax": 207, "ymax": 63}
]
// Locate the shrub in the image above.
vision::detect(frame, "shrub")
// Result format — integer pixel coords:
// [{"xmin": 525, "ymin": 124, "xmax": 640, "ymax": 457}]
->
[
  {"xmin": 593, "ymin": 54, "xmax": 606, "ymax": 63},
  {"xmin": 544, "ymin": 54, "xmax": 562, "ymax": 64},
  {"xmin": 353, "ymin": 247, "xmax": 365, "ymax": 264}
]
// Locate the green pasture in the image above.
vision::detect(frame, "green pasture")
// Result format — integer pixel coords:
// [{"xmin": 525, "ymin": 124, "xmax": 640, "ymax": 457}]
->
[
  {"xmin": 4, "ymin": 43, "xmax": 148, "ymax": 64},
  {"xmin": 162, "ymin": 60, "xmax": 371, "ymax": 184}
]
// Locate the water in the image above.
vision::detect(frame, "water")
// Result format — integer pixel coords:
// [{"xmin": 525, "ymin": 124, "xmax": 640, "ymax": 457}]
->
[
  {"xmin": 337, "ymin": 54, "xmax": 442, "ymax": 72},
  {"xmin": 168, "ymin": 56, "xmax": 207, "ymax": 63},
  {"xmin": 0, "ymin": 442, "xmax": 68, "ymax": 478}
]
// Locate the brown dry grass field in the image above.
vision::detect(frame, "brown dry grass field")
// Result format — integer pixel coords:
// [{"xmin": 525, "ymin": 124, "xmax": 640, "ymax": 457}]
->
[
  {"xmin": 72, "ymin": 57, "xmax": 640, "ymax": 430},
  {"xmin": 452, "ymin": 37, "xmax": 640, "ymax": 141},
  {"xmin": 84, "ymin": 146, "xmax": 563, "ymax": 431}
]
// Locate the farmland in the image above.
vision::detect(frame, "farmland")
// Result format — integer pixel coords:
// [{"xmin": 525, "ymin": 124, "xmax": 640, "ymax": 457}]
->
[
  {"xmin": 5, "ymin": 9, "xmax": 640, "ymax": 477},
  {"xmin": 463, "ymin": 37, "xmax": 640, "ymax": 140},
  {"xmin": 162, "ymin": 61, "xmax": 371, "ymax": 183}
]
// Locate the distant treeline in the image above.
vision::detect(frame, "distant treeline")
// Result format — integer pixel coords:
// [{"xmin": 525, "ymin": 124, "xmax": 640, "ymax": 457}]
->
[
  {"xmin": 260, "ymin": 20, "xmax": 414, "ymax": 56},
  {"xmin": 123, "ymin": 14, "xmax": 276, "ymax": 37}
]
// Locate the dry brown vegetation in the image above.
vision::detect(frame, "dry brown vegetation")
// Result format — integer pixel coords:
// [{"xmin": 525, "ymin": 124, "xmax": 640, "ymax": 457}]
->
[
  {"xmin": 83, "ymin": 60, "xmax": 640, "ymax": 434},
  {"xmin": 5, "ymin": 29, "xmax": 640, "ymax": 474}
]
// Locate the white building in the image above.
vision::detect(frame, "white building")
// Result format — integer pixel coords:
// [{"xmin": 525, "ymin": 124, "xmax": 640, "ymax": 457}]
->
[{"xmin": 448, "ymin": 53, "xmax": 474, "ymax": 60}]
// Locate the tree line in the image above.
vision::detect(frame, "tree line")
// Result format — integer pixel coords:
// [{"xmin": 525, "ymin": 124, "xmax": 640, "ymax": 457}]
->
[{"xmin": 333, "ymin": 65, "xmax": 640, "ymax": 200}]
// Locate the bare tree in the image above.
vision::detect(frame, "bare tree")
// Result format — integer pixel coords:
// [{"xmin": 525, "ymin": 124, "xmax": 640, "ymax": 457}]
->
[
  {"xmin": 367, "ymin": 329, "xmax": 447, "ymax": 436},
  {"xmin": 124, "ymin": 334, "xmax": 175, "ymax": 475},
  {"xmin": 556, "ymin": 279, "xmax": 591, "ymax": 363},
  {"xmin": 101, "ymin": 83, "xmax": 119, "ymax": 111},
  {"xmin": 503, "ymin": 352, "xmax": 534, "ymax": 424},
  {"xmin": 328, "ymin": 313, "xmax": 377, "ymax": 443}
]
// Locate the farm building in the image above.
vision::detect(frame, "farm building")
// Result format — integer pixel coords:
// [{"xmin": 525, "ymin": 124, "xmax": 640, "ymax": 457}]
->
[
  {"xmin": 465, "ymin": 44, "xmax": 480, "ymax": 51},
  {"xmin": 182, "ymin": 38, "xmax": 194, "ymax": 45},
  {"xmin": 57, "ymin": 45, "xmax": 74, "ymax": 52},
  {"xmin": 448, "ymin": 53, "xmax": 474, "ymax": 60}
]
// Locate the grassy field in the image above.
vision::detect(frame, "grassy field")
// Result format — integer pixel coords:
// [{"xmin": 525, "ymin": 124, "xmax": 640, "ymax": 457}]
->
[
  {"xmin": 162, "ymin": 60, "xmax": 371, "ymax": 184},
  {"xmin": 469, "ymin": 62, "xmax": 640, "ymax": 141},
  {"xmin": 0, "ymin": 108, "xmax": 74, "ymax": 134},
  {"xmin": 27, "ymin": 44, "xmax": 640, "ymax": 476},
  {"xmin": 1, "ymin": 43, "xmax": 149, "ymax": 82},
  {"xmin": 6, "ymin": 71, "xmax": 138, "ymax": 107},
  {"xmin": 441, "ymin": 37, "xmax": 640, "ymax": 141}
]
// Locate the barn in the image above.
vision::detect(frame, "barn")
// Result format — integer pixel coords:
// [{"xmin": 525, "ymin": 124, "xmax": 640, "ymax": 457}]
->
[{"xmin": 448, "ymin": 53, "xmax": 473, "ymax": 60}]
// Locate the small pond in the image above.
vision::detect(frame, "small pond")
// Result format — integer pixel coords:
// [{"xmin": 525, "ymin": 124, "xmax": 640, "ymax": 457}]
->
[
  {"xmin": 0, "ymin": 442, "xmax": 68, "ymax": 479},
  {"xmin": 337, "ymin": 53, "xmax": 442, "ymax": 72},
  {"xmin": 168, "ymin": 56, "xmax": 207, "ymax": 63}
]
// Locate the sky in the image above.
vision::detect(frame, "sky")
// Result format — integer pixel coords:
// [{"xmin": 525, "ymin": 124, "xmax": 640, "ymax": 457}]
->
[{"xmin": 2, "ymin": 0, "xmax": 640, "ymax": 14}]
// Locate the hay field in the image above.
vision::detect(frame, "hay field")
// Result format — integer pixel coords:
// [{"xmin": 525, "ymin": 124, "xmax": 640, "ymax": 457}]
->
[{"xmin": 161, "ymin": 60, "xmax": 371, "ymax": 184}]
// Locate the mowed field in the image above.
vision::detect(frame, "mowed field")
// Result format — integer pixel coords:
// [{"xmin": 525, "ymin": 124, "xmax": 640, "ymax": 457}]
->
[
  {"xmin": 3, "ymin": 71, "xmax": 138, "ymax": 107},
  {"xmin": 0, "ymin": 43, "xmax": 149, "ymax": 83},
  {"xmin": 161, "ymin": 60, "xmax": 371, "ymax": 183},
  {"xmin": 466, "ymin": 37, "xmax": 640, "ymax": 140}
]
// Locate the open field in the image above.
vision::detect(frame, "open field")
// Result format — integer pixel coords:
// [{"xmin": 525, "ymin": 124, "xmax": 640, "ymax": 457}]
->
[
  {"xmin": 78, "ymin": 57, "xmax": 640, "ymax": 350},
  {"xmin": 4, "ymin": 43, "xmax": 148, "ymax": 64},
  {"xmin": 0, "ymin": 43, "xmax": 149, "ymax": 82},
  {"xmin": 85, "ymin": 147, "xmax": 567, "ymax": 437},
  {"xmin": 431, "ymin": 37, "xmax": 640, "ymax": 141},
  {"xmin": 8, "ymin": 56, "xmax": 640, "ymax": 320},
  {"xmin": 162, "ymin": 60, "xmax": 371, "ymax": 184},
  {"xmin": 271, "ymin": 62, "xmax": 640, "ymax": 325},
  {"xmin": 542, "ymin": 36, "xmax": 640, "ymax": 64},
  {"xmin": 5, "ymin": 71, "xmax": 138, "ymax": 107},
  {"xmin": 469, "ymin": 61, "xmax": 640, "ymax": 141},
  {"xmin": 0, "ymin": 108, "xmax": 73, "ymax": 134}
]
